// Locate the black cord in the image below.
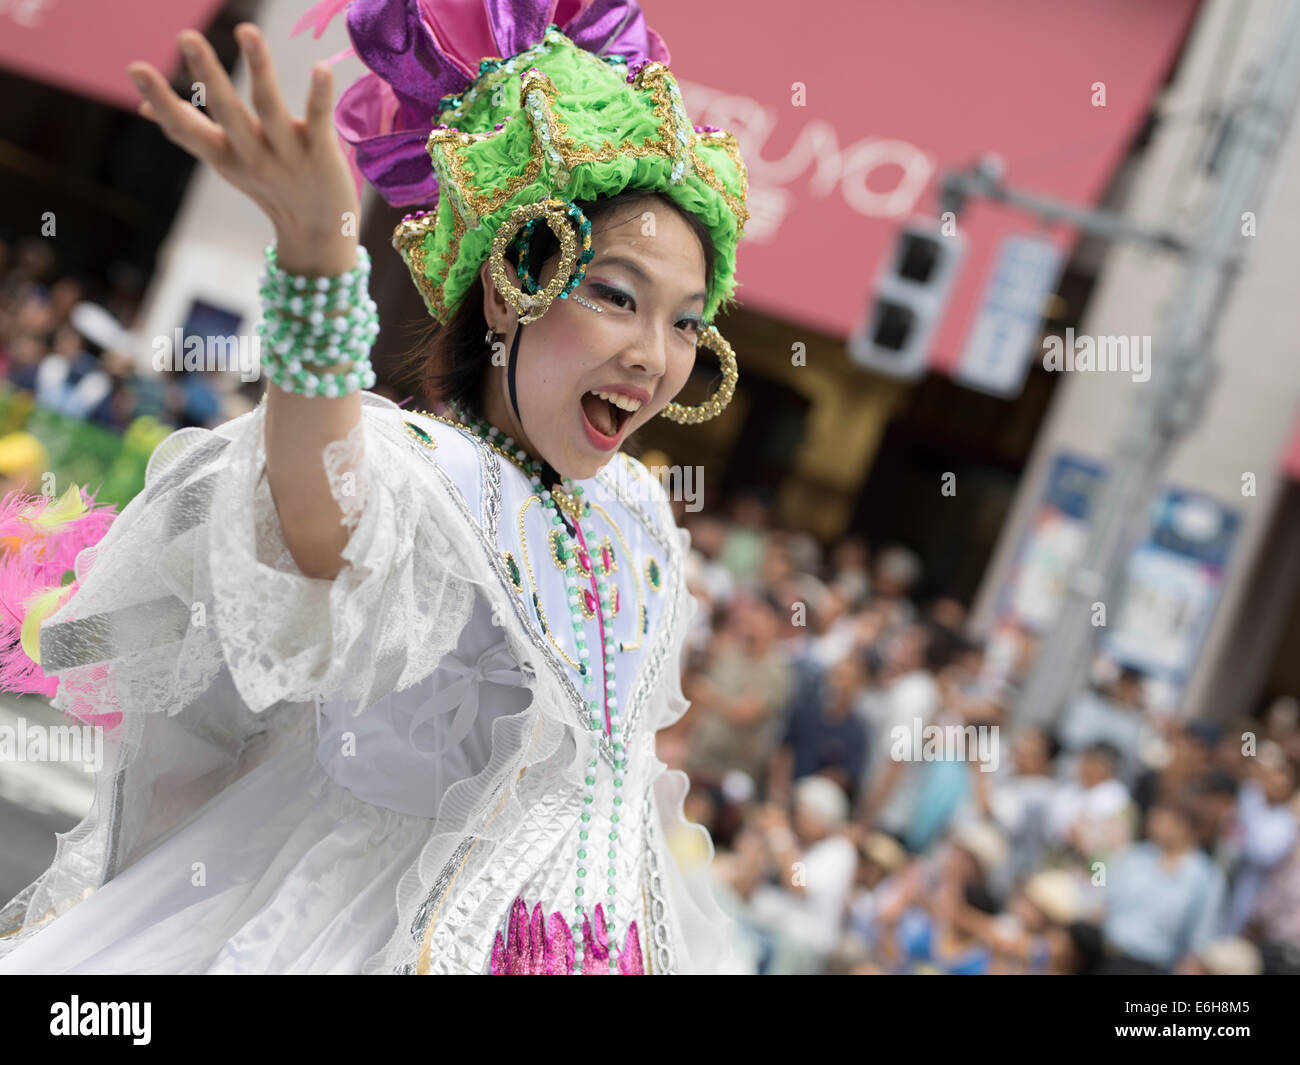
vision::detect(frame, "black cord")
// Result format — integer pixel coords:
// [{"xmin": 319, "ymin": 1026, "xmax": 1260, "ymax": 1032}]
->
[{"xmin": 506, "ymin": 320, "xmax": 565, "ymax": 499}]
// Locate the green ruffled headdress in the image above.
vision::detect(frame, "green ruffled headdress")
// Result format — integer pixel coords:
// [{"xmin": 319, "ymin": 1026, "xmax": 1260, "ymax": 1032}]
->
[{"xmin": 296, "ymin": 1, "xmax": 749, "ymax": 329}]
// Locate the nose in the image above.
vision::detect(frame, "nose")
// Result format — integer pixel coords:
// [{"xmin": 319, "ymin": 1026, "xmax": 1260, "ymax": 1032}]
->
[{"xmin": 620, "ymin": 320, "xmax": 669, "ymax": 379}]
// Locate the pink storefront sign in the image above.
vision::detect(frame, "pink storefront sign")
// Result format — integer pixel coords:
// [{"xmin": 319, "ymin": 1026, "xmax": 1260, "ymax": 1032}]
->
[{"xmin": 0, "ymin": 0, "xmax": 225, "ymax": 111}]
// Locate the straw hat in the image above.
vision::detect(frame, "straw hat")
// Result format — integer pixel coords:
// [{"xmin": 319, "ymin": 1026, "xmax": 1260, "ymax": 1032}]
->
[
  {"xmin": 1023, "ymin": 869, "xmax": 1082, "ymax": 925},
  {"xmin": 1196, "ymin": 937, "xmax": 1263, "ymax": 976},
  {"xmin": 949, "ymin": 819, "xmax": 1009, "ymax": 876},
  {"xmin": 860, "ymin": 831, "xmax": 907, "ymax": 873}
]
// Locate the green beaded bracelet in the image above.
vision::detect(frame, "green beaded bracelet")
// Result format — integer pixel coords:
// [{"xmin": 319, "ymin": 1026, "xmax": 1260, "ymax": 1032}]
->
[
  {"xmin": 266, "ymin": 358, "xmax": 377, "ymax": 398},
  {"xmin": 262, "ymin": 243, "xmax": 371, "ymax": 296},
  {"xmin": 258, "ymin": 243, "xmax": 379, "ymax": 398}
]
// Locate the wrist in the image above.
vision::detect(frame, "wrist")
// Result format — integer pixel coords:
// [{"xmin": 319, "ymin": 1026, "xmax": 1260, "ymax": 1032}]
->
[{"xmin": 273, "ymin": 232, "xmax": 358, "ymax": 276}]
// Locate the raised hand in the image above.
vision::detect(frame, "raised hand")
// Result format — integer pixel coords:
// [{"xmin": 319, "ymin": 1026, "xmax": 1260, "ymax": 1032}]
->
[{"xmin": 127, "ymin": 22, "xmax": 359, "ymax": 276}]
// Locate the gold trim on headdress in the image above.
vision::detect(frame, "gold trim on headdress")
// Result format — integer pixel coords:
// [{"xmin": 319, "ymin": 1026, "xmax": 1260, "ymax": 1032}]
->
[{"xmin": 487, "ymin": 198, "xmax": 582, "ymax": 324}]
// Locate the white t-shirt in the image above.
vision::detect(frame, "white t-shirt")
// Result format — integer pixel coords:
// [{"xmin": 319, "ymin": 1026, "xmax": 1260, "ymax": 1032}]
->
[
  {"xmin": 870, "ymin": 671, "xmax": 940, "ymax": 835},
  {"xmin": 749, "ymin": 834, "xmax": 859, "ymax": 955}
]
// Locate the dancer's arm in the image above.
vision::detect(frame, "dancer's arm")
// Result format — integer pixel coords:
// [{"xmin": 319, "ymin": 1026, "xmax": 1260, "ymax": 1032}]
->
[{"xmin": 129, "ymin": 23, "xmax": 362, "ymax": 579}]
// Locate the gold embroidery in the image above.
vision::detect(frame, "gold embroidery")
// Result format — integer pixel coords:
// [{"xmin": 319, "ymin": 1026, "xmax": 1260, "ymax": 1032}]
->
[
  {"xmin": 503, "ymin": 550, "xmax": 523, "ymax": 594},
  {"xmin": 402, "ymin": 420, "xmax": 439, "ymax": 450},
  {"xmin": 518, "ymin": 495, "xmax": 584, "ymax": 670},
  {"xmin": 587, "ymin": 502, "xmax": 643, "ymax": 652},
  {"xmin": 596, "ymin": 534, "xmax": 617, "ymax": 576}
]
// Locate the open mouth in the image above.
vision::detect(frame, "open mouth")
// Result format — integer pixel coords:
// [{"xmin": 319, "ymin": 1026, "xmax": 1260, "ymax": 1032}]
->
[{"xmin": 580, "ymin": 389, "xmax": 641, "ymax": 439}]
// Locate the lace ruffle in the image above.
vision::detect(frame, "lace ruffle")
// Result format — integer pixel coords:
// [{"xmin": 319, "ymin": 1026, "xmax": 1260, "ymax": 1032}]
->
[
  {"xmin": 35, "ymin": 394, "xmax": 476, "ymax": 719},
  {"xmin": 0, "ymin": 394, "xmax": 743, "ymax": 974}
]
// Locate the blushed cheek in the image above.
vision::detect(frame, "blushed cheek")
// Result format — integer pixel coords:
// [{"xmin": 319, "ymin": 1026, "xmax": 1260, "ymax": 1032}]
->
[{"xmin": 668, "ymin": 346, "xmax": 697, "ymax": 395}]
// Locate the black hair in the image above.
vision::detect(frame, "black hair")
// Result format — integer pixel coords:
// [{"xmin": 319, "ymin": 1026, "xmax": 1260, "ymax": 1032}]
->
[
  {"xmin": 1083, "ymin": 740, "xmax": 1123, "ymax": 769},
  {"xmin": 1195, "ymin": 769, "xmax": 1240, "ymax": 798},
  {"xmin": 1065, "ymin": 921, "xmax": 1105, "ymax": 974},
  {"xmin": 756, "ymin": 589, "xmax": 786, "ymax": 618},
  {"xmin": 921, "ymin": 622, "xmax": 961, "ymax": 673},
  {"xmin": 396, "ymin": 188, "xmax": 716, "ymax": 431},
  {"xmin": 1152, "ymin": 789, "xmax": 1207, "ymax": 836}
]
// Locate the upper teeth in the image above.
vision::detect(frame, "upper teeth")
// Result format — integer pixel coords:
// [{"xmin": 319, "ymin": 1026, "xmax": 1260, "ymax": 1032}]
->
[{"xmin": 591, "ymin": 390, "xmax": 643, "ymax": 413}]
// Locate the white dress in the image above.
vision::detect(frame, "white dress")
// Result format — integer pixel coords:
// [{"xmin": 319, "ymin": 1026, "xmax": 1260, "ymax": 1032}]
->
[{"xmin": 0, "ymin": 390, "xmax": 742, "ymax": 974}]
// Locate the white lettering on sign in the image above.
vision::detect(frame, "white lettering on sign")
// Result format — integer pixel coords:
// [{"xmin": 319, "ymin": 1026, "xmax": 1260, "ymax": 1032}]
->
[{"xmin": 678, "ymin": 78, "xmax": 933, "ymax": 240}]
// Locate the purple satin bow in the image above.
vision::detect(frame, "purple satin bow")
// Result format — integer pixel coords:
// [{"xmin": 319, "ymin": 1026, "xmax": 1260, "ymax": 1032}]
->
[{"xmin": 292, "ymin": 0, "xmax": 671, "ymax": 207}]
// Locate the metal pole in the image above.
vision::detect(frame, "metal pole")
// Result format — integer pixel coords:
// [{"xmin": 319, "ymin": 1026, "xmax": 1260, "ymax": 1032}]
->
[{"xmin": 1017, "ymin": 0, "xmax": 1300, "ymax": 729}]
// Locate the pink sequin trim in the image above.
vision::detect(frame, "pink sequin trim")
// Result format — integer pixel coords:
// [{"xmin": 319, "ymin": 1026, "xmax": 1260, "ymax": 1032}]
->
[{"xmin": 490, "ymin": 896, "xmax": 644, "ymax": 974}]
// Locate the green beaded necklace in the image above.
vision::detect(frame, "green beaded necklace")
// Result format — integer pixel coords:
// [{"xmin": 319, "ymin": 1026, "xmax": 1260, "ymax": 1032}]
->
[{"xmin": 436, "ymin": 401, "xmax": 627, "ymax": 973}]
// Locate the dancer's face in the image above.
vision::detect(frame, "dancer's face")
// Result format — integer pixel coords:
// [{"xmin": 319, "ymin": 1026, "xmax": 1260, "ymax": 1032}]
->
[{"xmin": 480, "ymin": 195, "xmax": 708, "ymax": 481}]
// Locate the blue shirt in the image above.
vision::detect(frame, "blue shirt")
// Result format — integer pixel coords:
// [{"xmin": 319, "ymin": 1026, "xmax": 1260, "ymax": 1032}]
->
[
  {"xmin": 781, "ymin": 695, "xmax": 868, "ymax": 802},
  {"xmin": 1102, "ymin": 842, "xmax": 1226, "ymax": 969}
]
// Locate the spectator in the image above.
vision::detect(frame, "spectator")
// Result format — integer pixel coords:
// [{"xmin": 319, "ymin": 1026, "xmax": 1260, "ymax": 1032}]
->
[
  {"xmin": 769, "ymin": 651, "xmax": 870, "ymax": 807},
  {"xmin": 1132, "ymin": 718, "xmax": 1221, "ymax": 833},
  {"xmin": 1048, "ymin": 741, "xmax": 1135, "ymax": 864},
  {"xmin": 745, "ymin": 777, "xmax": 859, "ymax": 973},
  {"xmin": 828, "ymin": 534, "xmax": 871, "ymax": 610},
  {"xmin": 34, "ymin": 325, "xmax": 113, "ymax": 422},
  {"xmin": 1099, "ymin": 795, "xmax": 1227, "ymax": 973},
  {"xmin": 871, "ymin": 544, "xmax": 922, "ymax": 628},
  {"xmin": 1058, "ymin": 667, "xmax": 1149, "ymax": 785},
  {"xmin": 961, "ymin": 725, "xmax": 1062, "ymax": 888},
  {"xmin": 1222, "ymin": 742, "xmax": 1297, "ymax": 935},
  {"xmin": 858, "ymin": 621, "xmax": 954, "ymax": 847},
  {"xmin": 1245, "ymin": 787, "xmax": 1300, "ymax": 974},
  {"xmin": 841, "ymin": 830, "xmax": 908, "ymax": 965},
  {"xmin": 683, "ymin": 590, "xmax": 795, "ymax": 789},
  {"xmin": 873, "ymin": 818, "xmax": 1007, "ymax": 974},
  {"xmin": 718, "ymin": 491, "xmax": 770, "ymax": 587}
]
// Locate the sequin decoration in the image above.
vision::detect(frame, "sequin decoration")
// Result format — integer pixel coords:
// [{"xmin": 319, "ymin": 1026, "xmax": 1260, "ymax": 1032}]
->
[
  {"xmin": 489, "ymin": 896, "xmax": 644, "ymax": 975},
  {"xmin": 403, "ymin": 420, "xmax": 439, "ymax": 449},
  {"xmin": 504, "ymin": 551, "xmax": 523, "ymax": 593},
  {"xmin": 646, "ymin": 556, "xmax": 662, "ymax": 591},
  {"xmin": 549, "ymin": 527, "xmax": 591, "ymax": 577},
  {"xmin": 598, "ymin": 534, "xmax": 616, "ymax": 576}
]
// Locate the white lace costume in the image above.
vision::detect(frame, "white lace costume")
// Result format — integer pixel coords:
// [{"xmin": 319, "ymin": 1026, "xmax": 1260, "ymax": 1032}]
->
[{"xmin": 0, "ymin": 391, "xmax": 741, "ymax": 973}]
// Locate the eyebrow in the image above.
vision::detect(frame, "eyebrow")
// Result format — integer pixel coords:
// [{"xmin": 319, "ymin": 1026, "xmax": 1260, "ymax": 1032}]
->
[{"xmin": 592, "ymin": 254, "xmax": 706, "ymax": 304}]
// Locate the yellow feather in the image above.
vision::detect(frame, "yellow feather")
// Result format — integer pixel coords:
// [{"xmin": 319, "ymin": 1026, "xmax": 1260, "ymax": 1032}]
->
[
  {"xmin": 20, "ymin": 585, "xmax": 74, "ymax": 666},
  {"xmin": 28, "ymin": 483, "xmax": 87, "ymax": 533}
]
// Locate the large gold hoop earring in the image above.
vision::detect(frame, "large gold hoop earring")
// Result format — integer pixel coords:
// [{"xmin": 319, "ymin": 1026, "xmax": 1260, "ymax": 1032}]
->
[
  {"xmin": 660, "ymin": 324, "xmax": 739, "ymax": 425},
  {"xmin": 487, "ymin": 199, "xmax": 581, "ymax": 325}
]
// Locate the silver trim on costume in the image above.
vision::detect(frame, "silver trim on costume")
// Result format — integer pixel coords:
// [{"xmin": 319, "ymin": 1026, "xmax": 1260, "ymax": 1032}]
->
[{"xmin": 642, "ymin": 785, "xmax": 678, "ymax": 974}]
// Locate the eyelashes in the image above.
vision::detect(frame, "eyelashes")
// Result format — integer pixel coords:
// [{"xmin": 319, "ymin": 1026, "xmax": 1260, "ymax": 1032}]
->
[
  {"xmin": 590, "ymin": 282, "xmax": 632, "ymax": 310},
  {"xmin": 589, "ymin": 283, "xmax": 703, "ymax": 334}
]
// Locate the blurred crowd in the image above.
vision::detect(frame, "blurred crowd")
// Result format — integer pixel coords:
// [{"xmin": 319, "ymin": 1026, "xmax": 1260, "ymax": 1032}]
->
[
  {"xmin": 659, "ymin": 491, "xmax": 1300, "ymax": 976},
  {"xmin": 0, "ymin": 236, "xmax": 258, "ymax": 438},
  {"xmin": 5, "ymin": 234, "xmax": 1297, "ymax": 979}
]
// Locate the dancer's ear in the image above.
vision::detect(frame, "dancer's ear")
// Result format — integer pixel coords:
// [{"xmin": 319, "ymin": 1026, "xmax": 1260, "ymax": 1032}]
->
[{"xmin": 480, "ymin": 259, "xmax": 520, "ymax": 335}]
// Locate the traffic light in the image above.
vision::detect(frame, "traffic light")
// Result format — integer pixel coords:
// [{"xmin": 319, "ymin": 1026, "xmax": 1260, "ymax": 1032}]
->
[{"xmin": 848, "ymin": 217, "xmax": 966, "ymax": 379}]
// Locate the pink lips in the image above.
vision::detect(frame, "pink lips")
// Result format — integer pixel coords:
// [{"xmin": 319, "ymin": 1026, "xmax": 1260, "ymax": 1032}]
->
[{"xmin": 580, "ymin": 385, "xmax": 649, "ymax": 451}]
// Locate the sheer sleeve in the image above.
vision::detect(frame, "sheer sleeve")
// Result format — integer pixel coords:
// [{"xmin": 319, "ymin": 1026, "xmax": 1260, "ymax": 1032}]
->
[{"xmin": 37, "ymin": 392, "xmax": 477, "ymax": 723}]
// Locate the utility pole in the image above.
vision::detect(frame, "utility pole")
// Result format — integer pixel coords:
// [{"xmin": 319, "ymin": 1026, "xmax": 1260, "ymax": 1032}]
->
[{"xmin": 1006, "ymin": 0, "xmax": 1300, "ymax": 728}]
